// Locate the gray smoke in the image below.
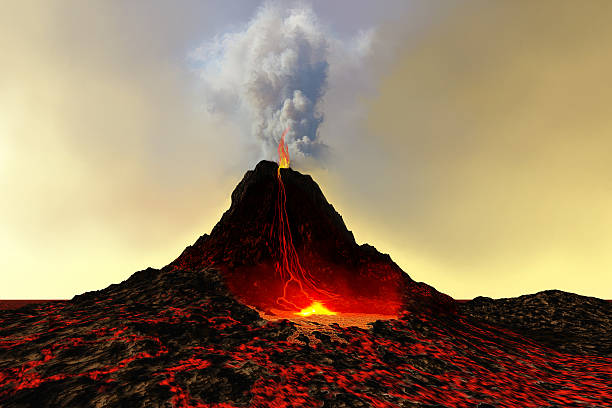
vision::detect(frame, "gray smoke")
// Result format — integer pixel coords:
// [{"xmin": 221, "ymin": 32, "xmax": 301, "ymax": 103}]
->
[{"xmin": 192, "ymin": 2, "xmax": 373, "ymax": 162}]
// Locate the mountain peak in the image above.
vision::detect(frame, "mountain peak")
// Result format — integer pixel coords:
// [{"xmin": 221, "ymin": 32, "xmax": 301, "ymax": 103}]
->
[{"xmin": 172, "ymin": 160, "xmax": 453, "ymax": 315}]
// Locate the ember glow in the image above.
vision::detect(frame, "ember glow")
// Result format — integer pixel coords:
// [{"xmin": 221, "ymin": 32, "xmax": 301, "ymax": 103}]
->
[
  {"xmin": 1, "ymin": 288, "xmax": 610, "ymax": 407},
  {"xmin": 273, "ymin": 129, "xmax": 337, "ymax": 314},
  {"xmin": 295, "ymin": 301, "xmax": 337, "ymax": 317}
]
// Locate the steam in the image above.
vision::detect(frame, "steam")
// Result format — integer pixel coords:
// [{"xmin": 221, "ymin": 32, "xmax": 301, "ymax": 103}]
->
[{"xmin": 192, "ymin": 3, "xmax": 373, "ymax": 162}]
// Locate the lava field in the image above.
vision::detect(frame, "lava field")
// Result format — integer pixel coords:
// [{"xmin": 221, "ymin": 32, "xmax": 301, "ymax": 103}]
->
[
  {"xmin": 1, "ymin": 161, "xmax": 610, "ymax": 407},
  {"xmin": 1, "ymin": 266, "xmax": 610, "ymax": 407}
]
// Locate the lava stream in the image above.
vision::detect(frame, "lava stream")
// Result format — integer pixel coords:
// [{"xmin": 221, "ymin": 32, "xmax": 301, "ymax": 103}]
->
[{"xmin": 272, "ymin": 128, "xmax": 337, "ymax": 312}]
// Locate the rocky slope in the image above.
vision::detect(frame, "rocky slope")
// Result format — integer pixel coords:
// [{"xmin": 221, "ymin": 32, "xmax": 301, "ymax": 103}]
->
[
  {"xmin": 1, "ymin": 266, "xmax": 610, "ymax": 407},
  {"xmin": 173, "ymin": 160, "xmax": 454, "ymax": 315},
  {"xmin": 1, "ymin": 161, "xmax": 610, "ymax": 407},
  {"xmin": 460, "ymin": 290, "xmax": 612, "ymax": 356}
]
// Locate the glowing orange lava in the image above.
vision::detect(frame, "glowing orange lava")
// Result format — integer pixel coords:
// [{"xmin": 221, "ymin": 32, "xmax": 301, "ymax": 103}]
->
[
  {"xmin": 272, "ymin": 128, "xmax": 338, "ymax": 314},
  {"xmin": 295, "ymin": 301, "xmax": 337, "ymax": 317},
  {"xmin": 278, "ymin": 128, "xmax": 290, "ymax": 170}
]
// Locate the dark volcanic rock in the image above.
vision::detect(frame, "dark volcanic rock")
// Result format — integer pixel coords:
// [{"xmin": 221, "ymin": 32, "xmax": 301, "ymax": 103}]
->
[
  {"xmin": 1, "ymin": 161, "xmax": 610, "ymax": 407},
  {"xmin": 172, "ymin": 160, "xmax": 454, "ymax": 315},
  {"xmin": 0, "ymin": 292, "xmax": 608, "ymax": 408},
  {"xmin": 0, "ymin": 266, "xmax": 273, "ymax": 408},
  {"xmin": 174, "ymin": 160, "xmax": 357, "ymax": 269},
  {"xmin": 460, "ymin": 290, "xmax": 612, "ymax": 356}
]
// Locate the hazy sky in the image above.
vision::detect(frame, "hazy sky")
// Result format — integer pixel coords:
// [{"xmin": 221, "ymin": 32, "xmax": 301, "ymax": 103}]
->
[{"xmin": 2, "ymin": 1, "xmax": 611, "ymax": 299}]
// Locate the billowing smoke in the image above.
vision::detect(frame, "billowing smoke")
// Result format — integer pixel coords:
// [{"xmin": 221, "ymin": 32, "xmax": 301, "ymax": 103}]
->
[{"xmin": 192, "ymin": 2, "xmax": 373, "ymax": 162}]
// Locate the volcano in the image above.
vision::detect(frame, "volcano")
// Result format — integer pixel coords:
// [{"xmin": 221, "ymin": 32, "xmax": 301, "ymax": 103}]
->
[
  {"xmin": 0, "ymin": 161, "xmax": 610, "ymax": 408},
  {"xmin": 172, "ymin": 160, "xmax": 452, "ymax": 316}
]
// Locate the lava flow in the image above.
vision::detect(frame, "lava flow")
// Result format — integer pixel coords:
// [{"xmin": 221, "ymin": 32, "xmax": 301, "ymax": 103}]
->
[
  {"xmin": 1, "ymin": 158, "xmax": 610, "ymax": 407},
  {"xmin": 273, "ymin": 128, "xmax": 337, "ymax": 314}
]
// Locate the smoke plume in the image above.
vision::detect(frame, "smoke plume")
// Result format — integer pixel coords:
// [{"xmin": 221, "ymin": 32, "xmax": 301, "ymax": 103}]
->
[{"xmin": 192, "ymin": 3, "xmax": 373, "ymax": 162}]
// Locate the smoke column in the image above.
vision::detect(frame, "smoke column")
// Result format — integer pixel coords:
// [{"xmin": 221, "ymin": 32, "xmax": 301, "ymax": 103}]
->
[{"xmin": 192, "ymin": 2, "xmax": 373, "ymax": 162}]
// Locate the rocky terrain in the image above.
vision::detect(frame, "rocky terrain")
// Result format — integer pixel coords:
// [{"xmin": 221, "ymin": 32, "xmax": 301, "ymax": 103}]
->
[
  {"xmin": 172, "ymin": 160, "xmax": 454, "ymax": 316},
  {"xmin": 1, "ymin": 161, "xmax": 610, "ymax": 407},
  {"xmin": 460, "ymin": 290, "xmax": 611, "ymax": 356},
  {"xmin": 1, "ymin": 265, "xmax": 610, "ymax": 407}
]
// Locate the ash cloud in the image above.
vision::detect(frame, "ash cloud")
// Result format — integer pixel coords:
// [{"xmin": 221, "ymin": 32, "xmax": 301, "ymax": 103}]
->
[{"xmin": 192, "ymin": 3, "xmax": 373, "ymax": 162}]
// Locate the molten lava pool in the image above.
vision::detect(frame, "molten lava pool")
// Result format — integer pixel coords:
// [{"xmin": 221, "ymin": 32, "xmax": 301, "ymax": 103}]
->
[{"xmin": 260, "ymin": 307, "xmax": 398, "ymax": 329}]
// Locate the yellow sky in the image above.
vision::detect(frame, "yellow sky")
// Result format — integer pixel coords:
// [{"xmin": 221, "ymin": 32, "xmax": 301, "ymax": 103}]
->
[
  {"xmin": 1, "ymin": 1, "xmax": 611, "ymax": 299},
  {"xmin": 318, "ymin": 1, "xmax": 612, "ymax": 299}
]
